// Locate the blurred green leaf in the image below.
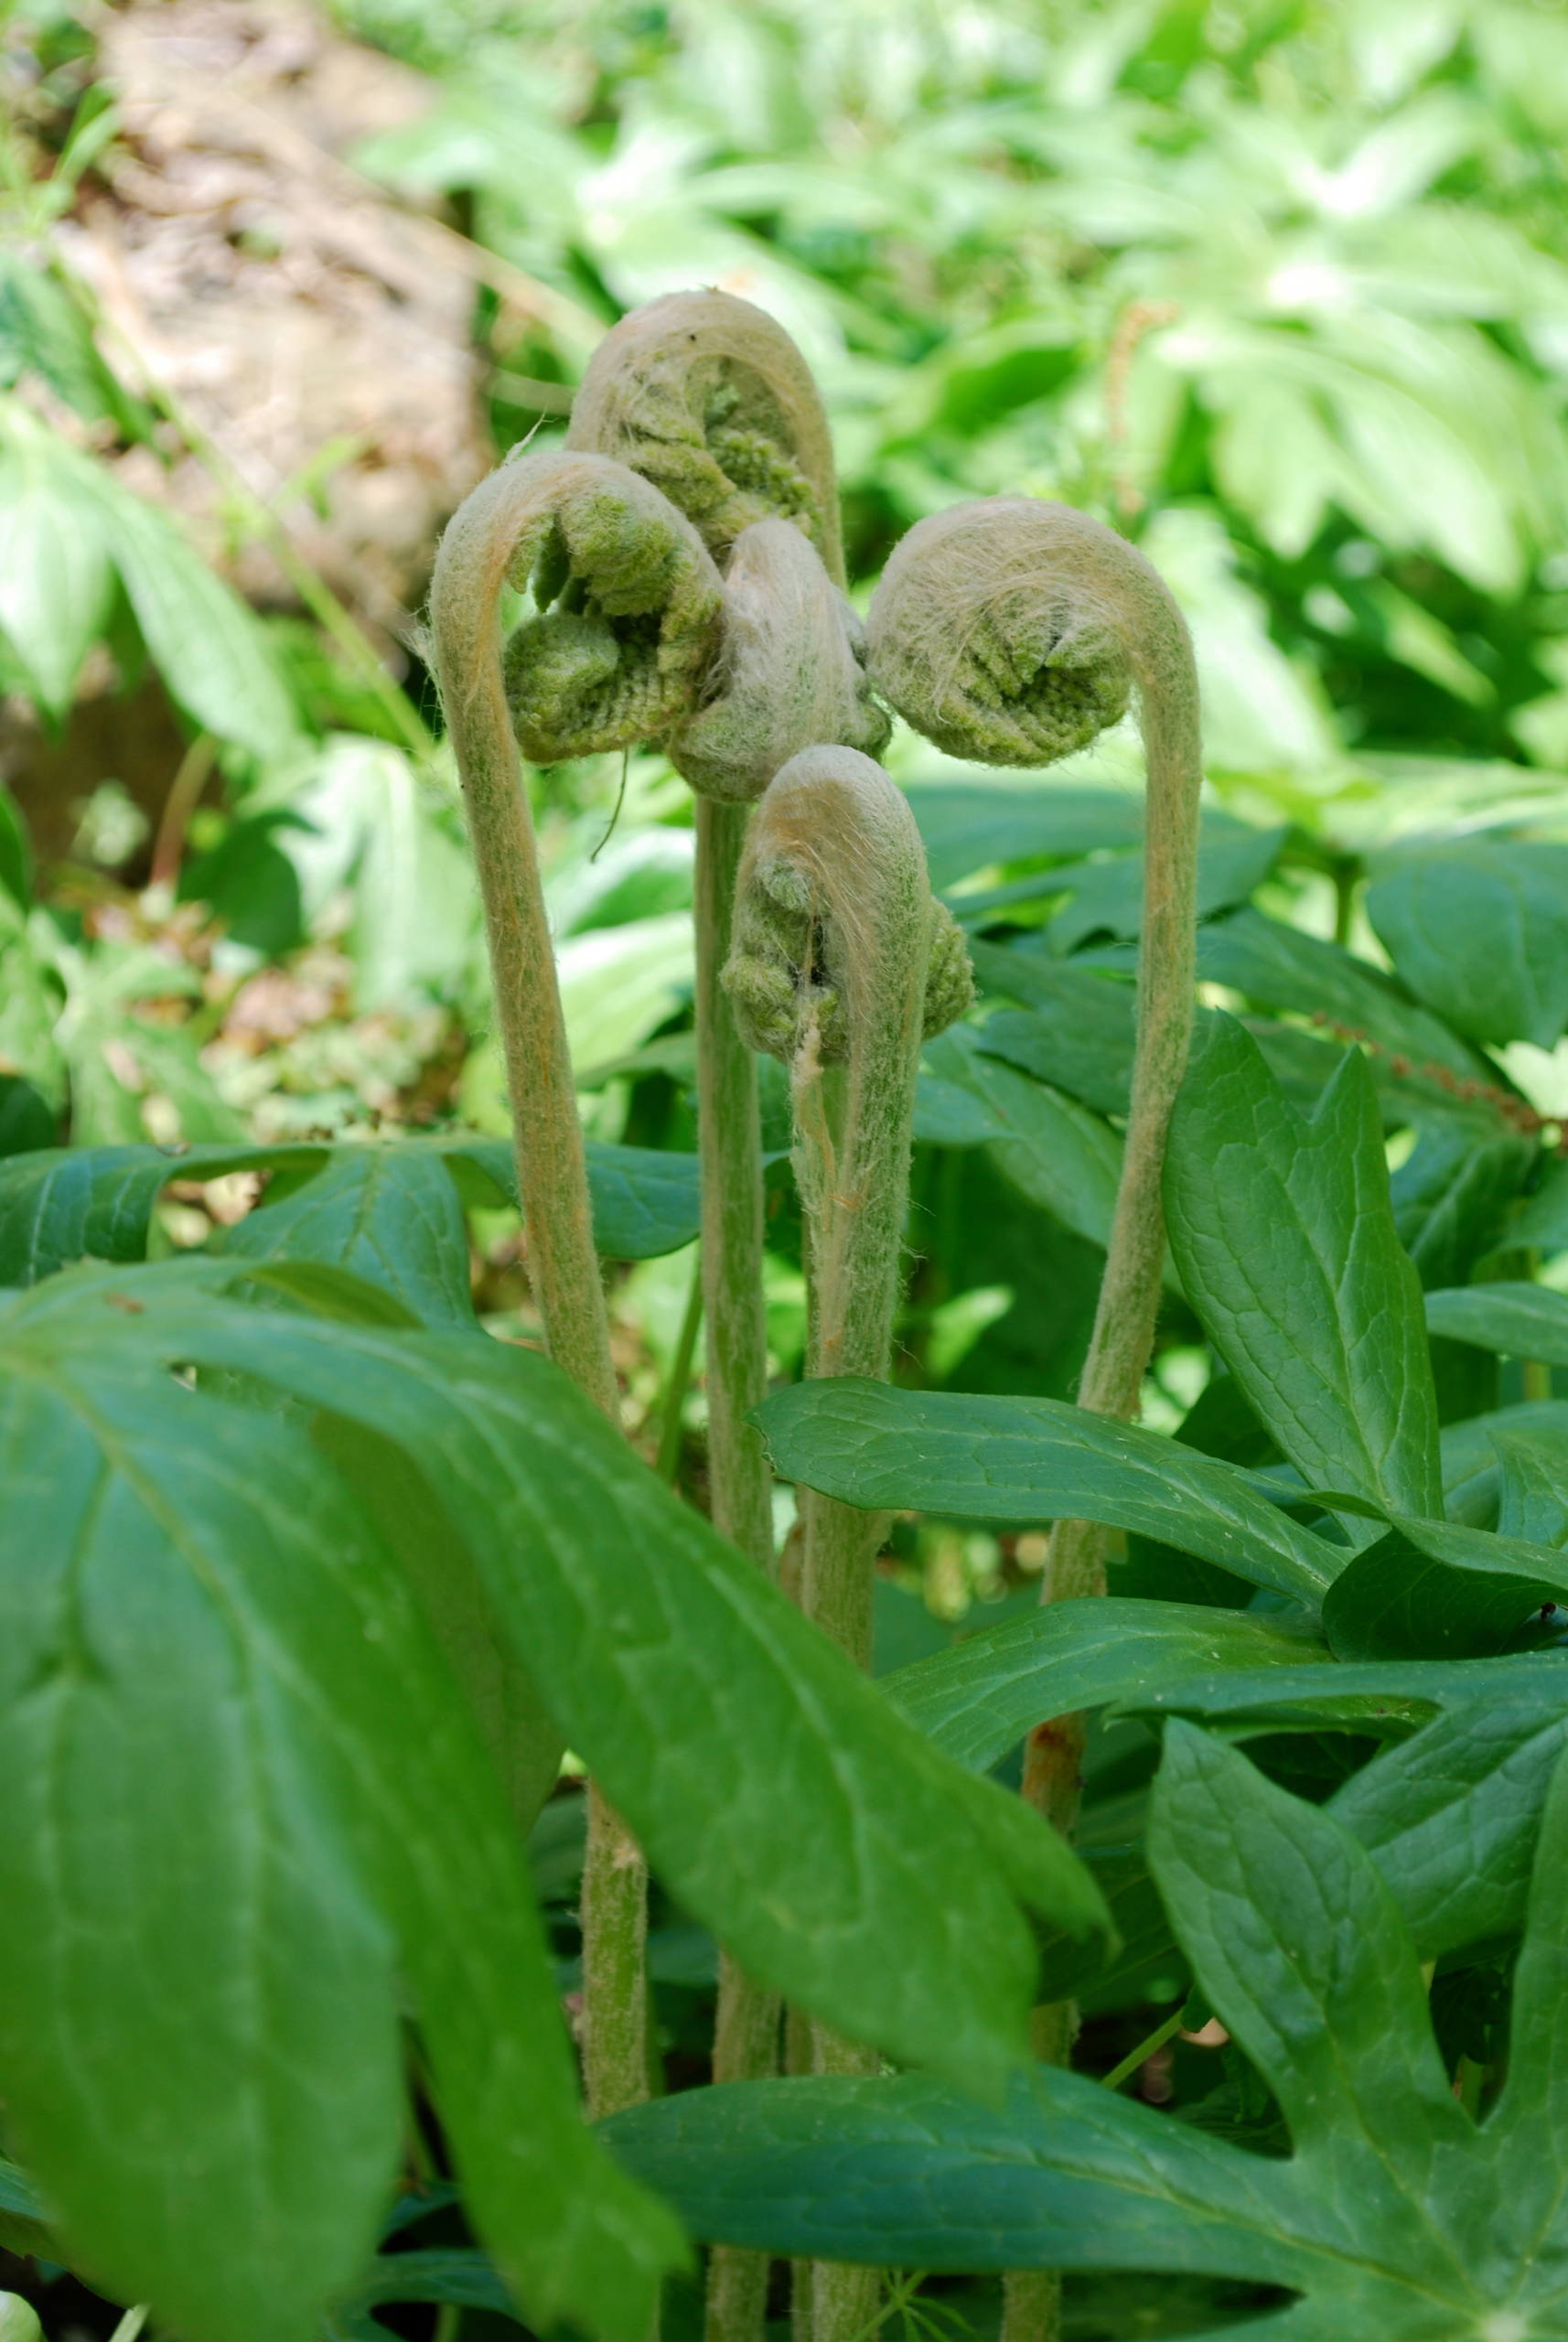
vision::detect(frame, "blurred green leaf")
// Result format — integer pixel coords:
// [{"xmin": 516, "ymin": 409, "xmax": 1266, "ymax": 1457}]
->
[{"xmin": 1369, "ymin": 842, "xmax": 1568, "ymax": 1049}]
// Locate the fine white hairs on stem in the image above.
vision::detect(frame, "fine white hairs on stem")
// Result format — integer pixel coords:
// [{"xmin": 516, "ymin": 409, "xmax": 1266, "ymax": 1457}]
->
[
  {"xmin": 566, "ymin": 288, "xmax": 844, "ymax": 585},
  {"xmin": 672, "ymin": 519, "xmax": 889, "ymax": 802},
  {"xmin": 441, "ymin": 446, "xmax": 724, "ymax": 767}
]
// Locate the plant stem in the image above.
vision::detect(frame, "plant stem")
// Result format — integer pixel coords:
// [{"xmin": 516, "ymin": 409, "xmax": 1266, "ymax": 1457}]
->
[
  {"xmin": 862, "ymin": 510, "xmax": 1203, "ymax": 2342},
  {"xmin": 694, "ymin": 798, "xmax": 776, "ymax": 1570},
  {"xmin": 581, "ymin": 1781, "xmax": 653, "ymax": 2118},
  {"xmin": 656, "ymin": 1246, "xmax": 705, "ymax": 1485},
  {"xmin": 149, "ymin": 731, "xmax": 217, "ymax": 894},
  {"xmin": 1101, "ymin": 2004, "xmax": 1185, "ymax": 2093},
  {"xmin": 695, "ymin": 794, "xmax": 781, "ymax": 2342}
]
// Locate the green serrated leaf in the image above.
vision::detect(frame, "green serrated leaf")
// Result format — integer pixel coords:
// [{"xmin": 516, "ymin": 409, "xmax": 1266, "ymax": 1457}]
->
[{"xmin": 1165, "ymin": 1014, "xmax": 1442, "ymax": 1522}]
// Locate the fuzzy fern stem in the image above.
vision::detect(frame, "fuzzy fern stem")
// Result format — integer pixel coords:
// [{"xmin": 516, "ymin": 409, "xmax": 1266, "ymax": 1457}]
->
[{"xmin": 726, "ymin": 745, "xmax": 972, "ymax": 2342}]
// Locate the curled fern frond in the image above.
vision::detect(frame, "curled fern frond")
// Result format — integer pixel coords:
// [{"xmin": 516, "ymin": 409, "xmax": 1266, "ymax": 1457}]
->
[
  {"xmin": 447, "ymin": 448, "xmax": 725, "ymax": 764},
  {"xmin": 672, "ymin": 519, "xmax": 889, "ymax": 802},
  {"xmin": 724, "ymin": 747, "xmax": 971, "ymax": 1071},
  {"xmin": 869, "ymin": 496, "xmax": 1203, "ymax": 1612},
  {"xmin": 865, "ymin": 498, "xmax": 1151, "ymax": 767},
  {"xmin": 566, "ymin": 289, "xmax": 844, "ymax": 583}
]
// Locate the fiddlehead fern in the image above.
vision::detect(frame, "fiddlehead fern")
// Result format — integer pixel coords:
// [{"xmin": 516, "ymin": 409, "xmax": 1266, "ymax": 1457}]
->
[
  {"xmin": 566, "ymin": 288, "xmax": 843, "ymax": 583},
  {"xmin": 868, "ymin": 497, "xmax": 1202, "ymax": 1583},
  {"xmin": 433, "ymin": 444, "xmax": 722, "ymax": 1413},
  {"xmin": 726, "ymin": 743, "xmax": 972, "ymax": 1658},
  {"xmin": 870, "ymin": 499, "xmax": 1201, "ymax": 2342},
  {"xmin": 672, "ymin": 517, "xmax": 888, "ymax": 801},
  {"xmin": 493, "ymin": 447, "xmax": 725, "ymax": 762}
]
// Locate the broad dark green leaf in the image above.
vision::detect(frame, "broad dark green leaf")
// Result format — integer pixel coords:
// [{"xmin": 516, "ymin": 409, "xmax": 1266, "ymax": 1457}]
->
[
  {"xmin": 1442, "ymin": 1400, "xmax": 1568, "ymax": 1527},
  {"xmin": 1494, "ymin": 1425, "xmax": 1568, "ymax": 1548},
  {"xmin": 967, "ymin": 958, "xmax": 1136, "ymax": 1116},
  {"xmin": 609, "ymin": 1729, "xmax": 1568, "ymax": 2333},
  {"xmin": 903, "ymin": 780, "xmax": 1144, "ymax": 890},
  {"xmin": 1391, "ymin": 1128, "xmax": 1533, "ymax": 1289},
  {"xmin": 1327, "ymin": 1674, "xmax": 1568, "ymax": 1957},
  {"xmin": 325, "ymin": 2250, "xmax": 515, "ymax": 2342},
  {"xmin": 1043, "ymin": 826, "xmax": 1286, "ymax": 954},
  {"xmin": 1147, "ymin": 1729, "xmax": 1474, "ymax": 2256},
  {"xmin": 567, "ymin": 1140, "xmax": 703, "ymax": 1259},
  {"xmin": 918, "ymin": 1028, "xmax": 1123, "ymax": 1247},
  {"xmin": 6, "ymin": 1262, "xmax": 1107, "ymax": 2090},
  {"xmin": 1165, "ymin": 1015, "xmax": 1443, "ymax": 1521},
  {"xmin": 1324, "ymin": 1515, "xmax": 1568, "ymax": 1659},
  {"xmin": 1369, "ymin": 841, "xmax": 1568, "ymax": 1048},
  {"xmin": 607, "ymin": 2061, "xmax": 1314, "ymax": 2285},
  {"xmin": 0, "ymin": 1284, "xmax": 680, "ymax": 2342},
  {"xmin": 1196, "ymin": 906, "xmax": 1483, "ymax": 1088},
  {"xmin": 757, "ymin": 1379, "xmax": 1339, "ymax": 1606},
  {"xmin": 1126, "ymin": 1650, "xmax": 1568, "ymax": 1954},
  {"xmin": 1425, "ymin": 1280, "xmax": 1568, "ymax": 1368},
  {"xmin": 220, "ymin": 1147, "xmax": 478, "ymax": 1327},
  {"xmin": 0, "ymin": 1135, "xmax": 702, "ymax": 1292},
  {"xmin": 880, "ymin": 1595, "xmax": 1331, "ymax": 1773},
  {"xmin": 316, "ymin": 1414, "xmax": 561, "ymax": 1831},
  {"xmin": 884, "ymin": 1590, "xmax": 1567, "ymax": 1961}
]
